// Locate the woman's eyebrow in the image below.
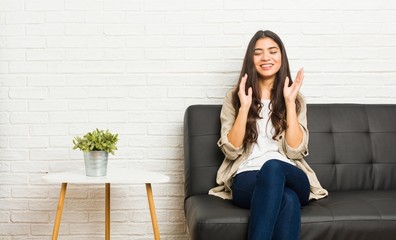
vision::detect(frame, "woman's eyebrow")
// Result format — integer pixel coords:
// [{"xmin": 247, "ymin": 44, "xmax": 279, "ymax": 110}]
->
[{"xmin": 254, "ymin": 47, "xmax": 279, "ymax": 51}]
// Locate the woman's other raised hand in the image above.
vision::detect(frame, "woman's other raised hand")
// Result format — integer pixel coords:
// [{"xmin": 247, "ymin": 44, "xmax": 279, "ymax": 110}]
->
[
  {"xmin": 238, "ymin": 73, "xmax": 253, "ymax": 113},
  {"xmin": 283, "ymin": 68, "xmax": 304, "ymax": 105}
]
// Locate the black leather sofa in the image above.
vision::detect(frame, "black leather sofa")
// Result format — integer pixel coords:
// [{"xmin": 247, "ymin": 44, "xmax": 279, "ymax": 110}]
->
[{"xmin": 184, "ymin": 104, "xmax": 396, "ymax": 240}]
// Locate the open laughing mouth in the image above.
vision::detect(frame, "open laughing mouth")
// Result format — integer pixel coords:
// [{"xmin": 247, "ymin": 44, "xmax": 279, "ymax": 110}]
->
[{"xmin": 260, "ymin": 63, "xmax": 273, "ymax": 70}]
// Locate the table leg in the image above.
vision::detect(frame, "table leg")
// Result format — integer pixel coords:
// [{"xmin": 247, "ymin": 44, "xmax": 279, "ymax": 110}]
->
[
  {"xmin": 145, "ymin": 183, "xmax": 160, "ymax": 240},
  {"xmin": 52, "ymin": 182, "xmax": 67, "ymax": 240},
  {"xmin": 105, "ymin": 183, "xmax": 110, "ymax": 240}
]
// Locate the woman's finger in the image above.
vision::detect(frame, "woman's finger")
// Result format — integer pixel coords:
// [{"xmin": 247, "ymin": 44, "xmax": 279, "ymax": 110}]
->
[
  {"xmin": 284, "ymin": 76, "xmax": 290, "ymax": 89},
  {"xmin": 239, "ymin": 73, "xmax": 248, "ymax": 95},
  {"xmin": 292, "ymin": 68, "xmax": 304, "ymax": 95},
  {"xmin": 296, "ymin": 68, "xmax": 304, "ymax": 83},
  {"xmin": 247, "ymin": 87, "xmax": 252, "ymax": 97},
  {"xmin": 295, "ymin": 68, "xmax": 304, "ymax": 88},
  {"xmin": 290, "ymin": 68, "xmax": 303, "ymax": 90}
]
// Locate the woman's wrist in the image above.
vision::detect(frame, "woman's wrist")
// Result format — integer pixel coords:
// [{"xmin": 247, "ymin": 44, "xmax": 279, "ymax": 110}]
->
[
  {"xmin": 285, "ymin": 101, "xmax": 296, "ymax": 111},
  {"xmin": 239, "ymin": 106, "xmax": 250, "ymax": 115}
]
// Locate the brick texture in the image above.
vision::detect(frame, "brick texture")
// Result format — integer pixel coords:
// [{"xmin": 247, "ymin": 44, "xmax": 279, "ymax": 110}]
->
[{"xmin": 1, "ymin": 0, "xmax": 396, "ymax": 239}]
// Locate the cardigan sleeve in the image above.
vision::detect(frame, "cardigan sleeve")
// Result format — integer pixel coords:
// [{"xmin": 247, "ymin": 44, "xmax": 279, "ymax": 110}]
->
[
  {"xmin": 280, "ymin": 95, "xmax": 309, "ymax": 160},
  {"xmin": 217, "ymin": 89, "xmax": 245, "ymax": 160}
]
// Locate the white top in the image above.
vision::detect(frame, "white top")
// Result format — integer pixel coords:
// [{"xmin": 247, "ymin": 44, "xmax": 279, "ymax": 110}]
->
[
  {"xmin": 42, "ymin": 167, "xmax": 169, "ymax": 184},
  {"xmin": 236, "ymin": 100, "xmax": 294, "ymax": 175}
]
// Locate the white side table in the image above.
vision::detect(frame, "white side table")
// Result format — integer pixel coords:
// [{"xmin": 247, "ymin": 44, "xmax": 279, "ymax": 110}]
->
[{"xmin": 42, "ymin": 168, "xmax": 169, "ymax": 240}]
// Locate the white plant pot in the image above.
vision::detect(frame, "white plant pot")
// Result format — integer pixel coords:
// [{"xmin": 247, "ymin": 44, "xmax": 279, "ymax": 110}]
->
[{"xmin": 83, "ymin": 151, "xmax": 108, "ymax": 177}]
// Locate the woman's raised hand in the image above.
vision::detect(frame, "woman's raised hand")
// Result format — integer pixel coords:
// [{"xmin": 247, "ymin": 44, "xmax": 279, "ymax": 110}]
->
[
  {"xmin": 283, "ymin": 68, "xmax": 304, "ymax": 105},
  {"xmin": 238, "ymin": 73, "xmax": 252, "ymax": 112}
]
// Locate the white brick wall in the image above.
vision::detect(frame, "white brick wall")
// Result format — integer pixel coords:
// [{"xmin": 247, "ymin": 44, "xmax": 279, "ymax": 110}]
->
[{"xmin": 1, "ymin": 0, "xmax": 396, "ymax": 239}]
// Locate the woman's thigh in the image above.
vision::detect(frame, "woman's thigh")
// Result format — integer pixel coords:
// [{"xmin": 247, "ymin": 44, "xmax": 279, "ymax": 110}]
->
[
  {"xmin": 258, "ymin": 159, "xmax": 310, "ymax": 205},
  {"xmin": 232, "ymin": 170, "xmax": 258, "ymax": 209},
  {"xmin": 232, "ymin": 160, "xmax": 310, "ymax": 208}
]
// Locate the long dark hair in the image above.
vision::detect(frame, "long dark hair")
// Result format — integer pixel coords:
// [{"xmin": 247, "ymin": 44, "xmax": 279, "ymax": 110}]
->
[{"xmin": 232, "ymin": 30, "xmax": 302, "ymax": 147}]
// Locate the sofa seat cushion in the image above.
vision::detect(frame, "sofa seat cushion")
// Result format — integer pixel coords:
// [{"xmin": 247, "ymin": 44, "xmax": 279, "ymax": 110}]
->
[
  {"xmin": 302, "ymin": 191, "xmax": 396, "ymax": 240},
  {"xmin": 185, "ymin": 191, "xmax": 396, "ymax": 240},
  {"xmin": 185, "ymin": 195, "xmax": 249, "ymax": 240}
]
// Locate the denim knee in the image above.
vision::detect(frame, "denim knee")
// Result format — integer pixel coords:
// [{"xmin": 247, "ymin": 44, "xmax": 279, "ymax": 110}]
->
[{"xmin": 257, "ymin": 160, "xmax": 284, "ymax": 180}]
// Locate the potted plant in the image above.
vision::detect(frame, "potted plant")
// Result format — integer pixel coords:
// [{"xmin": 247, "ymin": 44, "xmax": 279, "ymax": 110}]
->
[{"xmin": 73, "ymin": 128, "xmax": 118, "ymax": 177}]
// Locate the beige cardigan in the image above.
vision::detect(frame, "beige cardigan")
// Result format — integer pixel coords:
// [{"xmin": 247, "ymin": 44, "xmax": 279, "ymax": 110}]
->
[{"xmin": 209, "ymin": 89, "xmax": 328, "ymax": 201}]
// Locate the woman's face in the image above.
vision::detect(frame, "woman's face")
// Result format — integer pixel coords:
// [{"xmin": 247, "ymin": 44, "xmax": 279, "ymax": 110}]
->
[{"xmin": 253, "ymin": 37, "xmax": 282, "ymax": 81}]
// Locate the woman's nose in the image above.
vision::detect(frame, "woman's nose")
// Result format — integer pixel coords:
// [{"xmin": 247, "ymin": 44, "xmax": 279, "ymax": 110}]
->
[{"xmin": 261, "ymin": 52, "xmax": 270, "ymax": 61}]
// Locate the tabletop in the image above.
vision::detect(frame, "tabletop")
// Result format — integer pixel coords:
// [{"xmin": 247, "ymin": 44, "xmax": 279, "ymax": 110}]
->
[{"xmin": 42, "ymin": 167, "xmax": 170, "ymax": 184}]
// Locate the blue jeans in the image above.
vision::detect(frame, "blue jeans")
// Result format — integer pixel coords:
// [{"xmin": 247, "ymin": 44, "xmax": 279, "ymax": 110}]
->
[{"xmin": 232, "ymin": 160, "xmax": 310, "ymax": 240}]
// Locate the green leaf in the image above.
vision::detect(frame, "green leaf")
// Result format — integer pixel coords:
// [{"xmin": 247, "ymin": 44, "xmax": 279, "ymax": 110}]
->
[{"xmin": 72, "ymin": 128, "xmax": 119, "ymax": 155}]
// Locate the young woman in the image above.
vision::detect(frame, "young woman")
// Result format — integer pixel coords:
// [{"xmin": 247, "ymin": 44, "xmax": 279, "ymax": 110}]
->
[{"xmin": 209, "ymin": 30, "xmax": 328, "ymax": 240}]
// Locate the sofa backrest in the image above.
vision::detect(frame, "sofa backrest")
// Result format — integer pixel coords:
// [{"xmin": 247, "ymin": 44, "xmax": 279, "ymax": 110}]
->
[
  {"xmin": 184, "ymin": 105, "xmax": 223, "ymax": 199},
  {"xmin": 306, "ymin": 104, "xmax": 396, "ymax": 191},
  {"xmin": 184, "ymin": 104, "xmax": 396, "ymax": 198}
]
